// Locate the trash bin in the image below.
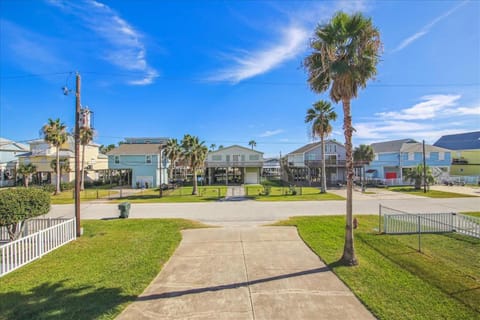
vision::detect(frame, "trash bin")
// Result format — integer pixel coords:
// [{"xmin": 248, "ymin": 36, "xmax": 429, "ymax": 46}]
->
[{"xmin": 118, "ymin": 202, "xmax": 131, "ymax": 218}]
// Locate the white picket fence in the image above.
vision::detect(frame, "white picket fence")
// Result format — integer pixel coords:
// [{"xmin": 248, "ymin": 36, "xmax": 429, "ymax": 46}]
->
[{"xmin": 0, "ymin": 218, "xmax": 76, "ymax": 277}]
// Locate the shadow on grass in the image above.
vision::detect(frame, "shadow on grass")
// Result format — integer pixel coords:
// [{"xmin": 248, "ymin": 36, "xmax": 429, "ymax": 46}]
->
[{"xmin": 0, "ymin": 280, "xmax": 135, "ymax": 320}]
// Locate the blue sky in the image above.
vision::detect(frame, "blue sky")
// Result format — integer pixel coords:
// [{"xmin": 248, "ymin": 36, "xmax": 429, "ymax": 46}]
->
[{"xmin": 1, "ymin": 0, "xmax": 479, "ymax": 157}]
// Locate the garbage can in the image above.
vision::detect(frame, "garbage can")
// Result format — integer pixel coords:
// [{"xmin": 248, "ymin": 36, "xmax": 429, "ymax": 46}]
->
[{"xmin": 118, "ymin": 202, "xmax": 131, "ymax": 218}]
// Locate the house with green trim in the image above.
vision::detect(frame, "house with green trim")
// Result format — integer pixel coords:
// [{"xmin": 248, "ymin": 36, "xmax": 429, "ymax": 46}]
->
[
  {"xmin": 434, "ymin": 131, "xmax": 480, "ymax": 177},
  {"xmin": 107, "ymin": 137, "xmax": 169, "ymax": 188}
]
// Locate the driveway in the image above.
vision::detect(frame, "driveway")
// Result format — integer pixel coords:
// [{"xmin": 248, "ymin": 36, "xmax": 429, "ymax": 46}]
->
[{"xmin": 116, "ymin": 227, "xmax": 375, "ymax": 320}]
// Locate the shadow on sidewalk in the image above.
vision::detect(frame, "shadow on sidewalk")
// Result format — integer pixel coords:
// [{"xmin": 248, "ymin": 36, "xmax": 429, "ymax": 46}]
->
[{"xmin": 136, "ymin": 266, "xmax": 329, "ymax": 301}]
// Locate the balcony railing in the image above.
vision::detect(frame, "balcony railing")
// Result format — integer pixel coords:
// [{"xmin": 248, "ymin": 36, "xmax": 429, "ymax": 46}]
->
[
  {"xmin": 304, "ymin": 160, "xmax": 347, "ymax": 167},
  {"xmin": 205, "ymin": 161, "xmax": 263, "ymax": 168}
]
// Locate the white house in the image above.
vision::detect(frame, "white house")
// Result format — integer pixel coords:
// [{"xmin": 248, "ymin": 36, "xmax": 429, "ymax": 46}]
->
[{"xmin": 205, "ymin": 145, "xmax": 263, "ymax": 184}]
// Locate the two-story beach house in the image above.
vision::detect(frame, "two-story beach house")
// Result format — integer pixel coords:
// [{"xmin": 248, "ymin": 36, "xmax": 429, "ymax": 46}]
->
[
  {"xmin": 107, "ymin": 137, "xmax": 169, "ymax": 188},
  {"xmin": 17, "ymin": 137, "xmax": 108, "ymax": 186},
  {"xmin": 0, "ymin": 137, "xmax": 29, "ymax": 187},
  {"xmin": 366, "ymin": 139, "xmax": 452, "ymax": 183},
  {"xmin": 205, "ymin": 145, "xmax": 263, "ymax": 184},
  {"xmin": 17, "ymin": 136, "xmax": 107, "ymax": 184},
  {"xmin": 286, "ymin": 140, "xmax": 347, "ymax": 185}
]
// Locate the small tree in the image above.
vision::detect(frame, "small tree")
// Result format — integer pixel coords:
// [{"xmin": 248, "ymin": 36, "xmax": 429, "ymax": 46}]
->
[
  {"xmin": 165, "ymin": 138, "xmax": 181, "ymax": 182},
  {"xmin": 17, "ymin": 163, "xmax": 37, "ymax": 188},
  {"xmin": 353, "ymin": 144, "xmax": 374, "ymax": 192},
  {"xmin": 404, "ymin": 164, "xmax": 434, "ymax": 190},
  {"xmin": 0, "ymin": 188, "xmax": 50, "ymax": 240},
  {"xmin": 80, "ymin": 127, "xmax": 95, "ymax": 191},
  {"xmin": 248, "ymin": 140, "xmax": 257, "ymax": 150},
  {"xmin": 50, "ymin": 158, "xmax": 71, "ymax": 187}
]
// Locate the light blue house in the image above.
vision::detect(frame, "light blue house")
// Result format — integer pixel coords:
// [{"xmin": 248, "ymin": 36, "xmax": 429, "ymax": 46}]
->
[
  {"xmin": 107, "ymin": 137, "xmax": 169, "ymax": 188},
  {"xmin": 0, "ymin": 137, "xmax": 29, "ymax": 187},
  {"xmin": 366, "ymin": 139, "xmax": 452, "ymax": 182}
]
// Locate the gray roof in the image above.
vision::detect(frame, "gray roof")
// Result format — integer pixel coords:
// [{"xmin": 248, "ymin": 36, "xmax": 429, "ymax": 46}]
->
[
  {"xmin": 0, "ymin": 137, "xmax": 29, "ymax": 152},
  {"xmin": 371, "ymin": 138, "xmax": 416, "ymax": 153},
  {"xmin": 288, "ymin": 140, "xmax": 344, "ymax": 155},
  {"xmin": 209, "ymin": 145, "xmax": 263, "ymax": 155},
  {"xmin": 107, "ymin": 143, "xmax": 163, "ymax": 155},
  {"xmin": 433, "ymin": 131, "xmax": 480, "ymax": 150}
]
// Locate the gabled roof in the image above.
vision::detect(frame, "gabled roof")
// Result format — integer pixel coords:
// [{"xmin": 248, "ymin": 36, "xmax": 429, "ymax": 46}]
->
[
  {"xmin": 107, "ymin": 143, "xmax": 163, "ymax": 155},
  {"xmin": 400, "ymin": 142, "xmax": 450, "ymax": 153},
  {"xmin": 209, "ymin": 145, "xmax": 263, "ymax": 155},
  {"xmin": 433, "ymin": 131, "xmax": 480, "ymax": 151},
  {"xmin": 287, "ymin": 140, "xmax": 344, "ymax": 155},
  {"xmin": 0, "ymin": 137, "xmax": 29, "ymax": 152},
  {"xmin": 371, "ymin": 138, "xmax": 416, "ymax": 153}
]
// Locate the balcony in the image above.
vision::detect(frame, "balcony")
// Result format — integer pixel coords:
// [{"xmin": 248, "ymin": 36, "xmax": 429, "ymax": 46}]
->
[
  {"xmin": 304, "ymin": 160, "xmax": 347, "ymax": 167},
  {"xmin": 452, "ymin": 158, "xmax": 468, "ymax": 165},
  {"xmin": 205, "ymin": 161, "xmax": 264, "ymax": 168}
]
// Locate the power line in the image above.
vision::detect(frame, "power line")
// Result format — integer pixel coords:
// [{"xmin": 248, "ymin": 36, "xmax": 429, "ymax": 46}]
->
[{"xmin": 1, "ymin": 70, "xmax": 478, "ymax": 88}]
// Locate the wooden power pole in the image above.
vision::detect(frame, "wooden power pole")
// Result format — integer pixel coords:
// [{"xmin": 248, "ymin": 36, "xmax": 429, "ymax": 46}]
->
[{"xmin": 75, "ymin": 73, "xmax": 81, "ymax": 236}]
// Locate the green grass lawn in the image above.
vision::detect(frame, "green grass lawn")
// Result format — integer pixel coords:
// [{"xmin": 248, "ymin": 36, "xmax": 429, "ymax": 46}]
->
[
  {"xmin": 245, "ymin": 185, "xmax": 344, "ymax": 201},
  {"xmin": 0, "ymin": 219, "xmax": 206, "ymax": 320},
  {"xmin": 275, "ymin": 215, "xmax": 480, "ymax": 320},
  {"xmin": 117, "ymin": 186, "xmax": 227, "ymax": 203},
  {"xmin": 389, "ymin": 186, "xmax": 477, "ymax": 198},
  {"xmin": 50, "ymin": 189, "xmax": 119, "ymax": 204},
  {"xmin": 464, "ymin": 211, "xmax": 480, "ymax": 218}
]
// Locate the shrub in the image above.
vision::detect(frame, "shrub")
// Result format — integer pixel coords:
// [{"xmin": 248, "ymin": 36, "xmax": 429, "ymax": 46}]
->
[
  {"xmin": 61, "ymin": 182, "xmax": 74, "ymax": 191},
  {"xmin": 41, "ymin": 184, "xmax": 56, "ymax": 193},
  {"xmin": 0, "ymin": 188, "xmax": 51, "ymax": 240}
]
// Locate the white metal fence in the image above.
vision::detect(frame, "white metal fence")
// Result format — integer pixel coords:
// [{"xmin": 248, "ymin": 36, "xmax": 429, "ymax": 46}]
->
[
  {"xmin": 0, "ymin": 218, "xmax": 71, "ymax": 241},
  {"xmin": 0, "ymin": 218, "xmax": 76, "ymax": 277},
  {"xmin": 380, "ymin": 205, "xmax": 480, "ymax": 238}
]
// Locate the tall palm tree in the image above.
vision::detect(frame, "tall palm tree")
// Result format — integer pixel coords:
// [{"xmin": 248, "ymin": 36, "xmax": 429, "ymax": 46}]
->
[
  {"xmin": 209, "ymin": 144, "xmax": 216, "ymax": 151},
  {"xmin": 305, "ymin": 100, "xmax": 337, "ymax": 193},
  {"xmin": 181, "ymin": 134, "xmax": 208, "ymax": 195},
  {"xmin": 248, "ymin": 140, "xmax": 257, "ymax": 150},
  {"xmin": 42, "ymin": 118, "xmax": 68, "ymax": 195},
  {"xmin": 353, "ymin": 144, "xmax": 375, "ymax": 192},
  {"xmin": 165, "ymin": 138, "xmax": 181, "ymax": 181},
  {"xmin": 304, "ymin": 12, "xmax": 382, "ymax": 266},
  {"xmin": 17, "ymin": 163, "xmax": 36, "ymax": 188},
  {"xmin": 80, "ymin": 127, "xmax": 95, "ymax": 191}
]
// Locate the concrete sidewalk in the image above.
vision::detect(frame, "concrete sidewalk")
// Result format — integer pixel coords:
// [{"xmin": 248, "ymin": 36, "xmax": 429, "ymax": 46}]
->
[{"xmin": 116, "ymin": 227, "xmax": 374, "ymax": 320}]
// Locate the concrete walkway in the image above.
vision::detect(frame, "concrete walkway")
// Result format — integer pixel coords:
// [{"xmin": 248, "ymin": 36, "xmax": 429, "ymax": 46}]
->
[{"xmin": 116, "ymin": 227, "xmax": 374, "ymax": 320}]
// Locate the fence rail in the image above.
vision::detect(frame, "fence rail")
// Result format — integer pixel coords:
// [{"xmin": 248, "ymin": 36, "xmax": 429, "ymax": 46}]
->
[
  {"xmin": 381, "ymin": 205, "xmax": 480, "ymax": 238},
  {"xmin": 1, "ymin": 218, "xmax": 76, "ymax": 277},
  {"xmin": 0, "ymin": 218, "xmax": 70, "ymax": 241}
]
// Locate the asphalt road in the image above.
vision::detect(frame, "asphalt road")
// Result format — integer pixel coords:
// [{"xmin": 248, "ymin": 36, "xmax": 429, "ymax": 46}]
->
[{"xmin": 47, "ymin": 196, "xmax": 480, "ymax": 227}]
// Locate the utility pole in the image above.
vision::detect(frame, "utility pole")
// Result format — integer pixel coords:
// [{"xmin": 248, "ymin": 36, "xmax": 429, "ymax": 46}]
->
[
  {"xmin": 159, "ymin": 145, "xmax": 163, "ymax": 197},
  {"xmin": 75, "ymin": 73, "xmax": 81, "ymax": 236},
  {"xmin": 422, "ymin": 140, "xmax": 427, "ymax": 193}
]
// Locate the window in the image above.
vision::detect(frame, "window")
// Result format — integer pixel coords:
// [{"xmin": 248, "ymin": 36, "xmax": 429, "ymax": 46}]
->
[
  {"xmin": 212, "ymin": 155, "xmax": 222, "ymax": 161},
  {"xmin": 114, "ymin": 156, "xmax": 120, "ymax": 164},
  {"xmin": 408, "ymin": 152, "xmax": 414, "ymax": 161},
  {"xmin": 439, "ymin": 152, "xmax": 445, "ymax": 161},
  {"xmin": 249, "ymin": 155, "xmax": 259, "ymax": 161},
  {"xmin": 146, "ymin": 155, "xmax": 152, "ymax": 164},
  {"xmin": 233, "ymin": 155, "xmax": 240, "ymax": 161},
  {"xmin": 226, "ymin": 155, "xmax": 230, "ymax": 162}
]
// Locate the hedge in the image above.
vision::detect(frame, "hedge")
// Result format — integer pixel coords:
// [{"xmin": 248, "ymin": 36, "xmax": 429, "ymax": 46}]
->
[{"xmin": 0, "ymin": 188, "xmax": 51, "ymax": 227}]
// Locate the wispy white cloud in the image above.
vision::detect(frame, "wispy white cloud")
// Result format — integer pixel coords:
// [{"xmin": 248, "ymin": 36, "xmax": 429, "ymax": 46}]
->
[
  {"xmin": 207, "ymin": 0, "xmax": 369, "ymax": 83},
  {"xmin": 392, "ymin": 1, "xmax": 468, "ymax": 52},
  {"xmin": 353, "ymin": 93, "xmax": 478, "ymax": 144},
  {"xmin": 207, "ymin": 26, "xmax": 308, "ymax": 83},
  {"xmin": 259, "ymin": 129, "xmax": 284, "ymax": 137},
  {"xmin": 375, "ymin": 94, "xmax": 461, "ymax": 120},
  {"xmin": 48, "ymin": 0, "xmax": 158, "ymax": 85}
]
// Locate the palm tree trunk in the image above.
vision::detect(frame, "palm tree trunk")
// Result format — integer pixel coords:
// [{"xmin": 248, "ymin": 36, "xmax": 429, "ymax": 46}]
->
[
  {"xmin": 341, "ymin": 99, "xmax": 358, "ymax": 266},
  {"xmin": 24, "ymin": 175, "xmax": 29, "ymax": 188},
  {"xmin": 81, "ymin": 144, "xmax": 86, "ymax": 191},
  {"xmin": 321, "ymin": 134, "xmax": 326, "ymax": 193},
  {"xmin": 55, "ymin": 147, "xmax": 61, "ymax": 195},
  {"xmin": 169, "ymin": 158, "xmax": 174, "ymax": 182},
  {"xmin": 192, "ymin": 166, "xmax": 198, "ymax": 195}
]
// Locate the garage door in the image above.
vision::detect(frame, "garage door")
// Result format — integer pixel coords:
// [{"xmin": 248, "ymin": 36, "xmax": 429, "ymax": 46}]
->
[{"xmin": 245, "ymin": 172, "xmax": 258, "ymax": 184}]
